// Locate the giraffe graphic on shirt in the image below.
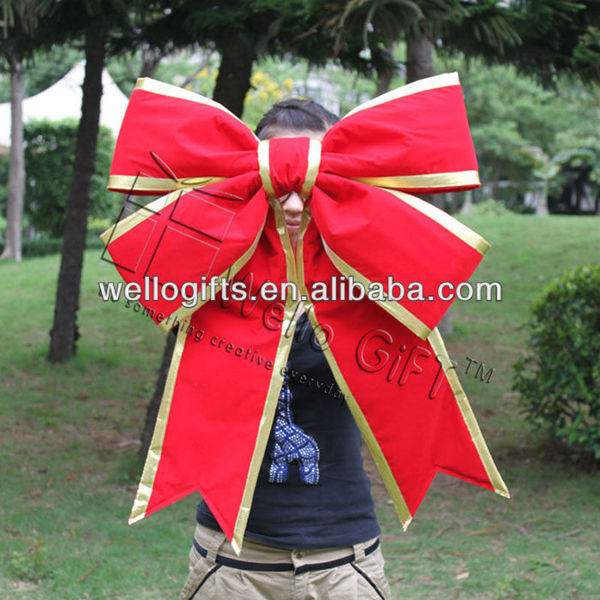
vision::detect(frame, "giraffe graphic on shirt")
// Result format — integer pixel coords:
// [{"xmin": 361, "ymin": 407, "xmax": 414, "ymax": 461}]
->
[{"xmin": 269, "ymin": 367, "xmax": 320, "ymax": 485}]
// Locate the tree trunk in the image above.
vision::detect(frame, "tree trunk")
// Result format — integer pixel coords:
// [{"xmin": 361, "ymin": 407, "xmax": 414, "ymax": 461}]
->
[
  {"xmin": 376, "ymin": 43, "xmax": 395, "ymax": 96},
  {"xmin": 139, "ymin": 329, "xmax": 177, "ymax": 459},
  {"xmin": 139, "ymin": 44, "xmax": 163, "ymax": 78},
  {"xmin": 140, "ymin": 39, "xmax": 256, "ymax": 450},
  {"xmin": 460, "ymin": 190, "xmax": 473, "ymax": 215},
  {"xmin": 1, "ymin": 53, "xmax": 25, "ymax": 262},
  {"xmin": 376, "ymin": 68, "xmax": 393, "ymax": 96},
  {"xmin": 406, "ymin": 32, "xmax": 434, "ymax": 84},
  {"xmin": 536, "ymin": 180, "xmax": 549, "ymax": 216},
  {"xmin": 491, "ymin": 159, "xmax": 503, "ymax": 199},
  {"xmin": 212, "ymin": 36, "xmax": 255, "ymax": 117},
  {"xmin": 48, "ymin": 31, "xmax": 105, "ymax": 362},
  {"xmin": 406, "ymin": 31, "xmax": 453, "ymax": 334}
]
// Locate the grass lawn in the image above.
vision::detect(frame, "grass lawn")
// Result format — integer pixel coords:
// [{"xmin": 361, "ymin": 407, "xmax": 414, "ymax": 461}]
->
[{"xmin": 0, "ymin": 213, "xmax": 598, "ymax": 599}]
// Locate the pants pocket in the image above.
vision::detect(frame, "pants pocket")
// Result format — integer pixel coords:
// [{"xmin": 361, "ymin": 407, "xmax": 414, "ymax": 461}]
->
[
  {"xmin": 179, "ymin": 548, "xmax": 222, "ymax": 600},
  {"xmin": 351, "ymin": 548, "xmax": 391, "ymax": 600}
]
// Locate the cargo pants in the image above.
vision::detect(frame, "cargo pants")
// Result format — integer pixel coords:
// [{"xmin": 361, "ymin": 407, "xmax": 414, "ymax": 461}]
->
[{"xmin": 179, "ymin": 523, "xmax": 392, "ymax": 600}]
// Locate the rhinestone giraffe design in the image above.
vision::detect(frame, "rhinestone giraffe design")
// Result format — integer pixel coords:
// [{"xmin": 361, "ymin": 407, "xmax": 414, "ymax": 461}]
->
[{"xmin": 269, "ymin": 367, "xmax": 320, "ymax": 485}]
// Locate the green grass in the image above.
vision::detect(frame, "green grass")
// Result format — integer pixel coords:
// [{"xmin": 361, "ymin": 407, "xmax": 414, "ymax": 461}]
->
[{"xmin": 1, "ymin": 214, "xmax": 599, "ymax": 599}]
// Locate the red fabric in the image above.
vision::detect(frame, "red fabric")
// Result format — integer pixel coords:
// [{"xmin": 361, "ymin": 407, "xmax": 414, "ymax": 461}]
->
[
  {"xmin": 110, "ymin": 90, "xmax": 258, "ymax": 186},
  {"xmin": 268, "ymin": 137, "xmax": 310, "ymax": 196},
  {"xmin": 103, "ymin": 75, "xmax": 504, "ymax": 543},
  {"xmin": 146, "ymin": 215, "xmax": 287, "ymax": 538},
  {"xmin": 302, "ymin": 220, "xmax": 493, "ymax": 514},
  {"xmin": 106, "ymin": 174, "xmax": 267, "ymax": 325},
  {"xmin": 320, "ymin": 86, "xmax": 478, "ymax": 188},
  {"xmin": 311, "ymin": 176, "xmax": 483, "ymax": 329}
]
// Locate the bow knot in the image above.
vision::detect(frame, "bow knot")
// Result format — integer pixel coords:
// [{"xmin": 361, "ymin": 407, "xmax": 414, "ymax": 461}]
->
[{"xmin": 258, "ymin": 138, "xmax": 321, "ymax": 199}]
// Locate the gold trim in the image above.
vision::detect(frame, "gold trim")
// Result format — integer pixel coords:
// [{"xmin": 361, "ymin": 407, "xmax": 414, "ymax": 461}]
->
[
  {"xmin": 231, "ymin": 198, "xmax": 300, "ymax": 554},
  {"xmin": 354, "ymin": 170, "xmax": 480, "ymax": 190},
  {"xmin": 99, "ymin": 188, "xmax": 184, "ymax": 246},
  {"xmin": 342, "ymin": 72, "xmax": 460, "ymax": 120},
  {"xmin": 427, "ymin": 328, "xmax": 510, "ymax": 498},
  {"xmin": 134, "ymin": 77, "xmax": 254, "ymax": 132},
  {"xmin": 268, "ymin": 196, "xmax": 299, "ymax": 284},
  {"xmin": 128, "ymin": 324, "xmax": 188, "ymax": 524},
  {"xmin": 300, "ymin": 139, "xmax": 322, "ymax": 197},
  {"xmin": 295, "ymin": 207, "xmax": 413, "ymax": 529},
  {"xmin": 378, "ymin": 187, "xmax": 490, "ymax": 255},
  {"xmin": 231, "ymin": 296, "xmax": 297, "ymax": 554},
  {"xmin": 313, "ymin": 325, "xmax": 414, "ymax": 529},
  {"xmin": 107, "ymin": 174, "xmax": 225, "ymax": 195},
  {"xmin": 157, "ymin": 218, "xmax": 267, "ymax": 333},
  {"xmin": 257, "ymin": 140, "xmax": 275, "ymax": 197},
  {"xmin": 320, "ymin": 239, "xmax": 431, "ymax": 340}
]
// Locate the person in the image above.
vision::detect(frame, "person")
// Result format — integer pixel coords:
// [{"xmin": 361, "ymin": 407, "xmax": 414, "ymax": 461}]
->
[{"xmin": 178, "ymin": 99, "xmax": 392, "ymax": 600}]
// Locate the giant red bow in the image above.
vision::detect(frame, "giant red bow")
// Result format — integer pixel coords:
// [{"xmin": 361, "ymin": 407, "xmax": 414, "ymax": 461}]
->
[{"xmin": 101, "ymin": 73, "xmax": 508, "ymax": 553}]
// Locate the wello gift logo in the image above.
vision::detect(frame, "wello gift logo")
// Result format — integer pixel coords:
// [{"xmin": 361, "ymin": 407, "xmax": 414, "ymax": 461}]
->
[{"xmin": 356, "ymin": 328, "xmax": 457, "ymax": 400}]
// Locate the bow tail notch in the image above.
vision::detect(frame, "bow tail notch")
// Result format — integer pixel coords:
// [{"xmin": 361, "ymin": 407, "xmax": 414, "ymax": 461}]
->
[
  {"xmin": 428, "ymin": 328, "xmax": 509, "ymax": 499},
  {"xmin": 127, "ymin": 204, "xmax": 298, "ymax": 552},
  {"xmin": 297, "ymin": 214, "xmax": 508, "ymax": 529}
]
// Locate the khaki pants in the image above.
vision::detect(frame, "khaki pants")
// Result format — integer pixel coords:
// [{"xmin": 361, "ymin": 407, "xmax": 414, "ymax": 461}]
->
[{"xmin": 179, "ymin": 523, "xmax": 392, "ymax": 600}]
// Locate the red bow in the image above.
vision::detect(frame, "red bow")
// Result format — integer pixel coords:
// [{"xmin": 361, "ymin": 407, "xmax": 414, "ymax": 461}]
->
[{"xmin": 101, "ymin": 73, "xmax": 508, "ymax": 553}]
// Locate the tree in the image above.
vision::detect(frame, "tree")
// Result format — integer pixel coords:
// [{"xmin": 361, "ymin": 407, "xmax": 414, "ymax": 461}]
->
[
  {"xmin": 438, "ymin": 1, "xmax": 600, "ymax": 84},
  {"xmin": 445, "ymin": 56, "xmax": 600, "ymax": 210},
  {"xmin": 48, "ymin": 26, "xmax": 106, "ymax": 361},
  {"xmin": 44, "ymin": 1, "xmax": 156, "ymax": 362},
  {"xmin": 327, "ymin": 1, "xmax": 521, "ymax": 88},
  {"xmin": 0, "ymin": 0, "xmax": 52, "ymax": 261},
  {"xmin": 142, "ymin": 0, "xmax": 402, "ymax": 117},
  {"xmin": 1, "ymin": 45, "xmax": 24, "ymax": 260},
  {"xmin": 328, "ymin": 1, "xmax": 600, "ymax": 91}
]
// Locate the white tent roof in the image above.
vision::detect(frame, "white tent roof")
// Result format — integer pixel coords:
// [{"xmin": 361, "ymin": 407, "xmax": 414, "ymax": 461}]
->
[{"xmin": 0, "ymin": 60, "xmax": 129, "ymax": 149}]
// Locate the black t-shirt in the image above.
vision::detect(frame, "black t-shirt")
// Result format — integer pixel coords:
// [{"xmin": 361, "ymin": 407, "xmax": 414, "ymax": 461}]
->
[{"xmin": 196, "ymin": 312, "xmax": 380, "ymax": 549}]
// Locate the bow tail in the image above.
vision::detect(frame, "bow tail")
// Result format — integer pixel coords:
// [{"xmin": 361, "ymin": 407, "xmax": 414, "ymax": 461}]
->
[
  {"xmin": 128, "ymin": 210, "xmax": 298, "ymax": 555},
  {"xmin": 311, "ymin": 175, "xmax": 489, "ymax": 339},
  {"xmin": 99, "ymin": 174, "xmax": 267, "ymax": 330},
  {"xmin": 299, "ymin": 219, "xmax": 508, "ymax": 528}
]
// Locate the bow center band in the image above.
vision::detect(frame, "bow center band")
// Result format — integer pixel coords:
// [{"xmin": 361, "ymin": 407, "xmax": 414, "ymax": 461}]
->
[{"xmin": 258, "ymin": 138, "xmax": 321, "ymax": 200}]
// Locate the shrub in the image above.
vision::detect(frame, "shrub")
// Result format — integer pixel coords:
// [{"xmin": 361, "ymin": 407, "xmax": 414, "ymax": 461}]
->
[
  {"xmin": 469, "ymin": 198, "xmax": 510, "ymax": 216},
  {"xmin": 15, "ymin": 233, "xmax": 103, "ymax": 258},
  {"xmin": 0, "ymin": 119, "xmax": 118, "ymax": 239},
  {"xmin": 21, "ymin": 237, "xmax": 63, "ymax": 258},
  {"xmin": 512, "ymin": 264, "xmax": 600, "ymax": 459}
]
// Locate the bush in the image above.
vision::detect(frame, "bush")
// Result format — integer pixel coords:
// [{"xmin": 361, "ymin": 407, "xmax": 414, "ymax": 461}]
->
[
  {"xmin": 512, "ymin": 264, "xmax": 600, "ymax": 459},
  {"xmin": 13, "ymin": 233, "xmax": 104, "ymax": 258},
  {"xmin": 21, "ymin": 237, "xmax": 63, "ymax": 258},
  {"xmin": 469, "ymin": 198, "xmax": 510, "ymax": 216},
  {"xmin": 0, "ymin": 119, "xmax": 118, "ymax": 239}
]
